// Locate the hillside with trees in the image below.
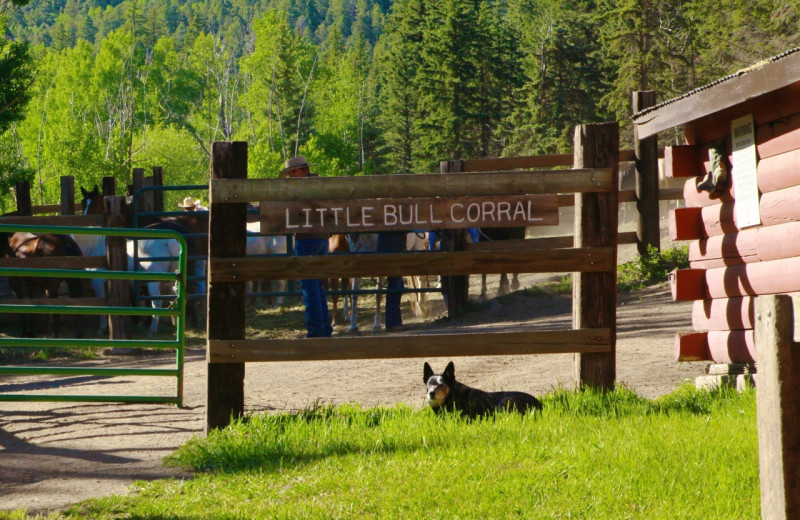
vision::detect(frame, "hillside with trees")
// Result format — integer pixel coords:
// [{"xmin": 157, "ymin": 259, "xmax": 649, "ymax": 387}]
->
[{"xmin": 1, "ymin": 0, "xmax": 799, "ymax": 210}]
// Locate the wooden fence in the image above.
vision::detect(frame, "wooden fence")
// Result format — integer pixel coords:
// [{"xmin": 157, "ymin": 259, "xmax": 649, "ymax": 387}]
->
[{"xmin": 205, "ymin": 122, "xmax": 621, "ymax": 430}]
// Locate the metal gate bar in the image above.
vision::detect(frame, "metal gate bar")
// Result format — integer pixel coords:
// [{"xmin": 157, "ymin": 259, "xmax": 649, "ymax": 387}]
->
[{"xmin": 0, "ymin": 224, "xmax": 187, "ymax": 406}]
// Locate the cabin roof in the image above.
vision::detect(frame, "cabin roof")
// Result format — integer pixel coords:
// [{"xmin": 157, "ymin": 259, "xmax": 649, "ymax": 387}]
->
[{"xmin": 631, "ymin": 48, "xmax": 800, "ymax": 139}]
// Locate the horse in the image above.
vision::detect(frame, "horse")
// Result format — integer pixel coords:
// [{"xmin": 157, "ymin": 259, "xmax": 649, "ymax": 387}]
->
[
  {"xmin": 0, "ymin": 231, "xmax": 84, "ymax": 338},
  {"xmin": 327, "ymin": 234, "xmax": 352, "ymax": 325},
  {"xmin": 74, "ymin": 185, "xmax": 110, "ymax": 336},
  {"xmin": 246, "ymin": 220, "xmax": 287, "ymax": 308},
  {"xmin": 405, "ymin": 232, "xmax": 430, "ymax": 317},
  {"xmin": 477, "ymin": 227, "xmax": 525, "ymax": 299},
  {"xmin": 347, "ymin": 231, "xmax": 426, "ymax": 331},
  {"xmin": 80, "ymin": 185, "xmax": 208, "ymax": 335}
]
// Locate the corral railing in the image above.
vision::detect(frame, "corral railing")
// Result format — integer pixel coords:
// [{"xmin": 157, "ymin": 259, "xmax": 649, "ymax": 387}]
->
[
  {"xmin": 205, "ymin": 122, "xmax": 620, "ymax": 430},
  {"xmin": 0, "ymin": 224, "xmax": 187, "ymax": 405}
]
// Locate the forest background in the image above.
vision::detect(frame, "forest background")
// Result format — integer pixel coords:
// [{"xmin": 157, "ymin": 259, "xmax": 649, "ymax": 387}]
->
[{"xmin": 1, "ymin": 0, "xmax": 799, "ymax": 211}]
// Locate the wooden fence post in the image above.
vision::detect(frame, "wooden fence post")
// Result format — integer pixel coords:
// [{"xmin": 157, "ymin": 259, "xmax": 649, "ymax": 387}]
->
[
  {"xmin": 152, "ymin": 166, "xmax": 164, "ymax": 212},
  {"xmin": 15, "ymin": 181, "xmax": 31, "ymax": 216},
  {"xmin": 439, "ymin": 160, "xmax": 469, "ymax": 317},
  {"xmin": 60, "ymin": 176, "xmax": 75, "ymax": 215},
  {"xmin": 104, "ymin": 196, "xmax": 131, "ymax": 341},
  {"xmin": 207, "ymin": 141, "xmax": 248, "ymax": 431},
  {"xmin": 632, "ymin": 91, "xmax": 660, "ymax": 256},
  {"xmin": 102, "ymin": 177, "xmax": 116, "ymax": 197},
  {"xmin": 572, "ymin": 122, "xmax": 619, "ymax": 390},
  {"xmin": 755, "ymin": 294, "xmax": 800, "ymax": 519}
]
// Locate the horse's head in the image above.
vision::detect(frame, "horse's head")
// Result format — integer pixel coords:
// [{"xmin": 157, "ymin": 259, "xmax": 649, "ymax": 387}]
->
[{"xmin": 80, "ymin": 185, "xmax": 102, "ymax": 215}]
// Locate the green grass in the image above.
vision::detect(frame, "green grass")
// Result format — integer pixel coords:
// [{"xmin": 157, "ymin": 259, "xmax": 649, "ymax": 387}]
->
[{"xmin": 10, "ymin": 384, "xmax": 758, "ymax": 520}]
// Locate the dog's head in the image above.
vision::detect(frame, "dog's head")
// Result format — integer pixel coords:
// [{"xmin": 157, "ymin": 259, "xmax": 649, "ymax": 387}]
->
[{"xmin": 423, "ymin": 361, "xmax": 455, "ymax": 409}]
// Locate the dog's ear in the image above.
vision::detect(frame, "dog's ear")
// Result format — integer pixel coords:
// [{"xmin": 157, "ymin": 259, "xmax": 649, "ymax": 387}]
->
[
  {"xmin": 423, "ymin": 362, "xmax": 433, "ymax": 383},
  {"xmin": 443, "ymin": 361, "xmax": 455, "ymax": 382}
]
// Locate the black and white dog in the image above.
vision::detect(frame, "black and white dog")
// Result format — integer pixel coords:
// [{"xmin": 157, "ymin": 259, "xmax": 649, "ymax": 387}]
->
[{"xmin": 423, "ymin": 361, "xmax": 542, "ymax": 417}]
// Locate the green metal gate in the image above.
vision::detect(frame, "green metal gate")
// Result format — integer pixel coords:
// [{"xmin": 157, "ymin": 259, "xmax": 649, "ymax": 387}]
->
[{"xmin": 0, "ymin": 224, "xmax": 186, "ymax": 406}]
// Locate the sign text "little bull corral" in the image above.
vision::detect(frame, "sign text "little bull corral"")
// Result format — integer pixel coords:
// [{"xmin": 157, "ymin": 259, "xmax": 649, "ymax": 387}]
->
[{"xmin": 259, "ymin": 195, "xmax": 559, "ymax": 234}]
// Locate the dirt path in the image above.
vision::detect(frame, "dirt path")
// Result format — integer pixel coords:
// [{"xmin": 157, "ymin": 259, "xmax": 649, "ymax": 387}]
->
[{"xmin": 0, "ymin": 278, "xmax": 706, "ymax": 514}]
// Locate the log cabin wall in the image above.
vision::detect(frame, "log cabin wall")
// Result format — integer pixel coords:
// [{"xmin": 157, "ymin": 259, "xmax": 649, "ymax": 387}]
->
[{"xmin": 648, "ymin": 55, "xmax": 800, "ymax": 365}]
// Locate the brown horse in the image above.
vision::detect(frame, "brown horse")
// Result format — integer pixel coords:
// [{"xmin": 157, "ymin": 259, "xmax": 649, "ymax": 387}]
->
[{"xmin": 0, "ymin": 231, "xmax": 84, "ymax": 337}]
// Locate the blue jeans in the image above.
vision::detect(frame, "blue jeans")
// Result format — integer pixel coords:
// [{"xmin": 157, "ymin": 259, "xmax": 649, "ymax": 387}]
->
[
  {"xmin": 295, "ymin": 238, "xmax": 333, "ymax": 338},
  {"xmin": 377, "ymin": 232, "xmax": 406, "ymax": 329}
]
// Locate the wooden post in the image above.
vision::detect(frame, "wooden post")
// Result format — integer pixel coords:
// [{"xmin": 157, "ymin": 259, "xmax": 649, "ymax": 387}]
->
[
  {"xmin": 132, "ymin": 168, "xmax": 146, "ymax": 211},
  {"xmin": 104, "ymin": 196, "xmax": 131, "ymax": 340},
  {"xmin": 60, "ymin": 176, "xmax": 75, "ymax": 215},
  {"xmin": 632, "ymin": 91, "xmax": 660, "ymax": 256},
  {"xmin": 207, "ymin": 141, "xmax": 248, "ymax": 431},
  {"xmin": 102, "ymin": 176, "xmax": 116, "ymax": 197},
  {"xmin": 572, "ymin": 122, "xmax": 619, "ymax": 390},
  {"xmin": 439, "ymin": 160, "xmax": 469, "ymax": 317},
  {"xmin": 152, "ymin": 166, "xmax": 164, "ymax": 212},
  {"xmin": 15, "ymin": 181, "xmax": 31, "ymax": 216},
  {"xmin": 755, "ymin": 294, "xmax": 800, "ymax": 519}
]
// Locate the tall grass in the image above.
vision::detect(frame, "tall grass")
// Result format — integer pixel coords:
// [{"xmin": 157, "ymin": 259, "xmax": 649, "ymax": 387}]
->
[{"xmin": 44, "ymin": 385, "xmax": 759, "ymax": 520}]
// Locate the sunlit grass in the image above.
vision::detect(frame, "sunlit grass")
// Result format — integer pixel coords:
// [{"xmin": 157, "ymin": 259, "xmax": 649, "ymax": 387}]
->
[{"xmin": 17, "ymin": 384, "xmax": 759, "ymax": 520}]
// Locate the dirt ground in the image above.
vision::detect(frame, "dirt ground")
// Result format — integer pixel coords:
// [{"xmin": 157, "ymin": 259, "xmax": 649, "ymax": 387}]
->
[{"xmin": 0, "ymin": 264, "xmax": 707, "ymax": 514}]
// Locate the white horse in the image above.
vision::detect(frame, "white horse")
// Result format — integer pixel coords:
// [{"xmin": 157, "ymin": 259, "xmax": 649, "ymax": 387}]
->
[
  {"xmin": 70, "ymin": 233, "xmax": 109, "ymax": 336},
  {"xmin": 246, "ymin": 221, "xmax": 287, "ymax": 307},
  {"xmin": 405, "ymin": 232, "xmax": 430, "ymax": 318}
]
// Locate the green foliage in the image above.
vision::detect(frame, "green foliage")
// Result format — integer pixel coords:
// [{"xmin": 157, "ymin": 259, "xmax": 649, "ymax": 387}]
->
[{"xmin": 617, "ymin": 245, "xmax": 689, "ymax": 292}]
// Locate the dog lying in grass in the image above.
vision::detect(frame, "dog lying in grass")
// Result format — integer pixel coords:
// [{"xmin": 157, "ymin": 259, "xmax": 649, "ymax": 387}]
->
[{"xmin": 423, "ymin": 361, "xmax": 542, "ymax": 417}]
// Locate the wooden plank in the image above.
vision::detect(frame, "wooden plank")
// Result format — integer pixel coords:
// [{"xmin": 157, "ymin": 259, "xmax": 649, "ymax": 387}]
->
[
  {"xmin": 756, "ymin": 294, "xmax": 800, "ymax": 520},
  {"xmin": 633, "ymin": 54, "xmax": 800, "ymax": 139},
  {"xmin": 0, "ymin": 256, "xmax": 106, "ymax": 269},
  {"xmin": 209, "ymin": 247, "xmax": 614, "ymax": 282},
  {"xmin": 207, "ymin": 141, "xmax": 248, "ymax": 431},
  {"xmin": 664, "ymin": 145, "xmax": 702, "ymax": 178},
  {"xmin": 207, "ymin": 328, "xmax": 611, "ymax": 363},
  {"xmin": 706, "ymin": 256, "xmax": 800, "ymax": 298},
  {"xmin": 465, "ymin": 236, "xmax": 572, "ymax": 251},
  {"xmin": 618, "ymin": 231, "xmax": 638, "ymax": 245},
  {"xmin": 572, "ymin": 122, "xmax": 619, "ymax": 390},
  {"xmin": 0, "ymin": 214, "xmax": 105, "ymax": 226},
  {"xmin": 692, "ymin": 296, "xmax": 755, "ymax": 331},
  {"xmin": 674, "ymin": 331, "xmax": 709, "ymax": 361},
  {"xmin": 210, "ymin": 168, "xmax": 614, "ymax": 203},
  {"xmin": 152, "ymin": 166, "xmax": 164, "ymax": 212},
  {"xmin": 670, "ymin": 268, "xmax": 707, "ymax": 301},
  {"xmin": 444, "ymin": 154, "xmax": 573, "ymax": 171},
  {"xmin": 31, "ymin": 204, "xmax": 61, "ymax": 215},
  {"xmin": 102, "ymin": 177, "xmax": 116, "ymax": 197},
  {"xmin": 260, "ymin": 194, "xmax": 559, "ymax": 235}
]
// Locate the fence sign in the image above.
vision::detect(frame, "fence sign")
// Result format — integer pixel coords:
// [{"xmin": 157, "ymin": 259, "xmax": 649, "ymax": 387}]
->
[{"xmin": 260, "ymin": 194, "xmax": 559, "ymax": 234}]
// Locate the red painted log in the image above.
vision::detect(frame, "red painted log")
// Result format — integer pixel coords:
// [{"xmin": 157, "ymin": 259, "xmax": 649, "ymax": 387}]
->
[
  {"xmin": 684, "ymin": 84, "xmax": 800, "ymax": 146},
  {"xmin": 675, "ymin": 330, "xmax": 757, "ymax": 363},
  {"xmin": 665, "ymin": 145, "xmax": 702, "ymax": 178},
  {"xmin": 668, "ymin": 207, "xmax": 702, "ymax": 241},
  {"xmin": 756, "ymin": 148, "xmax": 800, "ymax": 193},
  {"xmin": 688, "ymin": 220, "xmax": 800, "ymax": 268},
  {"xmin": 692, "ymin": 296, "xmax": 755, "ymax": 331},
  {"xmin": 675, "ymin": 332, "xmax": 709, "ymax": 362},
  {"xmin": 683, "ymin": 176, "xmax": 734, "ymax": 208},
  {"xmin": 670, "ymin": 269, "xmax": 707, "ymax": 301},
  {"xmin": 705, "ymin": 256, "xmax": 800, "ymax": 299},
  {"xmin": 708, "ymin": 330, "xmax": 756, "ymax": 364},
  {"xmin": 674, "ymin": 183, "xmax": 800, "ymax": 240}
]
